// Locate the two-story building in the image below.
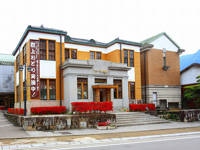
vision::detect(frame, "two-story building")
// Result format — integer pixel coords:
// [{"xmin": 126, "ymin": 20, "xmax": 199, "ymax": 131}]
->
[
  {"xmin": 12, "ymin": 26, "xmax": 184, "ymax": 114},
  {"xmin": 12, "ymin": 25, "xmax": 143, "ymax": 114}
]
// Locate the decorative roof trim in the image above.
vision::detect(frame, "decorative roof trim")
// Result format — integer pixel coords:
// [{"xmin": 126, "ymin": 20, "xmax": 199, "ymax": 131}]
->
[
  {"xmin": 141, "ymin": 32, "xmax": 180, "ymax": 49},
  {"xmin": 65, "ymin": 37, "xmax": 142, "ymax": 48},
  {"xmin": 12, "ymin": 25, "xmax": 67, "ymax": 56}
]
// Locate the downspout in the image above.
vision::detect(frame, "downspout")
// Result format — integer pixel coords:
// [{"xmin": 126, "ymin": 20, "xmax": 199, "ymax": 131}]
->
[
  {"xmin": 143, "ymin": 51, "xmax": 147, "ymax": 103},
  {"xmin": 120, "ymin": 42, "xmax": 122, "ymax": 63},
  {"xmin": 59, "ymin": 34, "xmax": 62, "ymax": 106},
  {"xmin": 140, "ymin": 43, "xmax": 153, "ymax": 104}
]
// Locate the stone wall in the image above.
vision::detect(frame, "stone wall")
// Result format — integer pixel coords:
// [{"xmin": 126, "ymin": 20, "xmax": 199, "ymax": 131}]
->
[{"xmin": 5, "ymin": 113, "xmax": 116, "ymax": 131}]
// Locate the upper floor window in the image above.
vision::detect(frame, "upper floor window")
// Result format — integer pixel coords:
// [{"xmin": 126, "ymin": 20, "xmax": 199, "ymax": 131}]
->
[
  {"xmin": 65, "ymin": 48, "xmax": 77, "ymax": 60},
  {"xmin": 48, "ymin": 40, "xmax": 55, "ymax": 60},
  {"xmin": 90, "ymin": 51, "xmax": 95, "ymax": 59},
  {"xmin": 16, "ymin": 54, "xmax": 20, "ymax": 72},
  {"xmin": 23, "ymin": 44, "xmax": 26, "ymax": 64},
  {"xmin": 96, "ymin": 52, "xmax": 101, "ymax": 59},
  {"xmin": 123, "ymin": 49, "xmax": 134, "ymax": 67},
  {"xmin": 90, "ymin": 51, "xmax": 101, "ymax": 59},
  {"xmin": 40, "ymin": 39, "xmax": 47, "ymax": 60},
  {"xmin": 124, "ymin": 50, "xmax": 128, "ymax": 65}
]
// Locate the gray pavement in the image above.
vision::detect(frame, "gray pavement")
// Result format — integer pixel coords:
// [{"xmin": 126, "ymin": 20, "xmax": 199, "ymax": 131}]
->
[
  {"xmin": 0, "ymin": 110, "xmax": 29, "ymax": 138},
  {"xmin": 1, "ymin": 110, "xmax": 200, "ymax": 139}
]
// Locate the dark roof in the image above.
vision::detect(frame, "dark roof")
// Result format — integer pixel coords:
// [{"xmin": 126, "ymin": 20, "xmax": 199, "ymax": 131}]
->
[
  {"xmin": 180, "ymin": 50, "xmax": 200, "ymax": 71},
  {"xmin": 12, "ymin": 25, "xmax": 67, "ymax": 56},
  {"xmin": 181, "ymin": 63, "xmax": 200, "ymax": 73},
  {"xmin": 13, "ymin": 26, "xmax": 142, "ymax": 56},
  {"xmin": 141, "ymin": 32, "xmax": 180, "ymax": 49},
  {"xmin": 0, "ymin": 53, "xmax": 15, "ymax": 65},
  {"xmin": 65, "ymin": 36, "xmax": 142, "ymax": 48}
]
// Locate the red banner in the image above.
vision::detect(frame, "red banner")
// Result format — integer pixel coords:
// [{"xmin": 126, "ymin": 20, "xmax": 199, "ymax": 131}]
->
[{"xmin": 30, "ymin": 40, "xmax": 40, "ymax": 99}]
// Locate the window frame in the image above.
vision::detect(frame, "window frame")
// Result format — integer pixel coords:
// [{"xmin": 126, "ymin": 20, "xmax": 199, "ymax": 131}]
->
[
  {"xmin": 114, "ymin": 79, "xmax": 123, "ymax": 99},
  {"xmin": 39, "ymin": 39, "xmax": 47, "ymax": 60},
  {"xmin": 40, "ymin": 79, "xmax": 47, "ymax": 100},
  {"xmin": 90, "ymin": 51, "xmax": 102, "ymax": 60},
  {"xmin": 49, "ymin": 79, "xmax": 56, "ymax": 100},
  {"xmin": 48, "ymin": 40, "xmax": 55, "ymax": 60},
  {"xmin": 65, "ymin": 48, "xmax": 77, "ymax": 60},
  {"xmin": 123, "ymin": 49, "xmax": 134, "ymax": 67},
  {"xmin": 77, "ymin": 78, "xmax": 88, "ymax": 99}
]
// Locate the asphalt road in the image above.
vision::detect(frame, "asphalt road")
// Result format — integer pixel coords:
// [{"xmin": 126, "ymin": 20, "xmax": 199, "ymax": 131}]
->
[
  {"xmin": 1, "ymin": 131, "xmax": 200, "ymax": 150},
  {"xmin": 53, "ymin": 132, "xmax": 200, "ymax": 150}
]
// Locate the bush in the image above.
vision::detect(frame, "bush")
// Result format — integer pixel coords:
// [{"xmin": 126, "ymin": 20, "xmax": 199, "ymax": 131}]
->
[
  {"xmin": 129, "ymin": 103, "xmax": 155, "ymax": 111},
  {"xmin": 71, "ymin": 102, "xmax": 113, "ymax": 113},
  {"xmin": 31, "ymin": 106, "xmax": 67, "ymax": 115},
  {"xmin": 7, "ymin": 108, "xmax": 24, "ymax": 115}
]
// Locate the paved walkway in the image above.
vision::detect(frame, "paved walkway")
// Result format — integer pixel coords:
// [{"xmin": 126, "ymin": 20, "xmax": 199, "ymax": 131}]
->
[{"xmin": 0, "ymin": 110, "xmax": 28, "ymax": 139}]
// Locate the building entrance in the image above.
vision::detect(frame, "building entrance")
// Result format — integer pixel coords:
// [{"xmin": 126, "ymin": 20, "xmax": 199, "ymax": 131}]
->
[{"xmin": 92, "ymin": 85, "xmax": 117, "ymax": 102}]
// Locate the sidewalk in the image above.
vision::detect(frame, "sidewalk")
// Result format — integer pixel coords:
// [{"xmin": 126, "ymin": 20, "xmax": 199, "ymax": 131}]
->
[{"xmin": 26, "ymin": 121, "xmax": 200, "ymax": 138}]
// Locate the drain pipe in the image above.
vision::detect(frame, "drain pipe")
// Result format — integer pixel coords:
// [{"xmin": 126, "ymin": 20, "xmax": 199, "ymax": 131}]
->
[
  {"xmin": 59, "ymin": 34, "xmax": 62, "ymax": 106},
  {"xmin": 120, "ymin": 42, "xmax": 122, "ymax": 63},
  {"xmin": 140, "ymin": 44, "xmax": 153, "ymax": 103}
]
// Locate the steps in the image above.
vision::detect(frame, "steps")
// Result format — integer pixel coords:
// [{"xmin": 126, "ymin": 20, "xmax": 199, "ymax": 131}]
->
[{"xmin": 112, "ymin": 112, "xmax": 169, "ymax": 127}]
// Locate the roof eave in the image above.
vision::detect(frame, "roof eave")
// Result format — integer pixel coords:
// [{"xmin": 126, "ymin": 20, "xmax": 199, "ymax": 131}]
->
[{"xmin": 12, "ymin": 25, "xmax": 67, "ymax": 56}]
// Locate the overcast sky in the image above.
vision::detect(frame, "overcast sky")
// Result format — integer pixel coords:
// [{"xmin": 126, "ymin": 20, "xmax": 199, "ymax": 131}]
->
[{"xmin": 1, "ymin": 0, "xmax": 200, "ymax": 55}]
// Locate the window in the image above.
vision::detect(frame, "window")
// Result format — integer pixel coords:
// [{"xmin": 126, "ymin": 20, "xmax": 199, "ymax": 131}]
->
[
  {"xmin": 90, "ymin": 51, "xmax": 101, "ymax": 59},
  {"xmin": 65, "ymin": 48, "xmax": 77, "ymax": 60},
  {"xmin": 130, "ymin": 50, "xmax": 134, "ymax": 67},
  {"xmin": 96, "ymin": 52, "xmax": 101, "ymax": 59},
  {"xmin": 71, "ymin": 49, "xmax": 77, "ymax": 59},
  {"xmin": 48, "ymin": 40, "xmax": 55, "ymax": 60},
  {"xmin": 16, "ymin": 54, "xmax": 20, "ymax": 72},
  {"xmin": 90, "ymin": 51, "xmax": 95, "ymax": 59},
  {"xmin": 95, "ymin": 78, "xmax": 107, "ymax": 83},
  {"xmin": 77, "ymin": 78, "xmax": 88, "ymax": 99},
  {"xmin": 49, "ymin": 80, "xmax": 56, "ymax": 100},
  {"xmin": 40, "ymin": 79, "xmax": 47, "ymax": 100},
  {"xmin": 123, "ymin": 49, "xmax": 134, "ymax": 67},
  {"xmin": 17, "ymin": 86, "xmax": 20, "ymax": 102},
  {"xmin": 114, "ymin": 79, "xmax": 122, "ymax": 99},
  {"xmin": 65, "ymin": 48, "xmax": 70, "ymax": 59},
  {"xmin": 124, "ymin": 50, "xmax": 128, "ymax": 65},
  {"xmin": 152, "ymin": 92, "xmax": 157, "ymax": 103},
  {"xmin": 129, "ymin": 82, "xmax": 135, "ymax": 99},
  {"xmin": 40, "ymin": 39, "xmax": 47, "ymax": 60},
  {"xmin": 23, "ymin": 44, "xmax": 26, "ymax": 64}
]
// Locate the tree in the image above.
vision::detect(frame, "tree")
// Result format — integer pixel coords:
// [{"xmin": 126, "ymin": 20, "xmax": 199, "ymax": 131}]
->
[{"xmin": 183, "ymin": 75, "xmax": 200, "ymax": 109}]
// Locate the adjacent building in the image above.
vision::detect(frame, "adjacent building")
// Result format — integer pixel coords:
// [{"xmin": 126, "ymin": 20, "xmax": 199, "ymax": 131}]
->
[
  {"xmin": 180, "ymin": 50, "xmax": 200, "ymax": 86},
  {"xmin": 141, "ymin": 33, "xmax": 184, "ymax": 109},
  {"xmin": 0, "ymin": 54, "xmax": 15, "ymax": 108},
  {"xmin": 12, "ymin": 26, "xmax": 183, "ymax": 114}
]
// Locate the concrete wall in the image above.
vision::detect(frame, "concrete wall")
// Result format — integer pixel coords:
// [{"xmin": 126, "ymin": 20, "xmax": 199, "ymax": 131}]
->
[{"xmin": 62, "ymin": 59, "xmax": 130, "ymax": 111}]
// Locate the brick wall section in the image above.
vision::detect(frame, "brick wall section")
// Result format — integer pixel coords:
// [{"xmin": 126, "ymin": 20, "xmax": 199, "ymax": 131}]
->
[{"xmin": 146, "ymin": 49, "xmax": 180, "ymax": 86}]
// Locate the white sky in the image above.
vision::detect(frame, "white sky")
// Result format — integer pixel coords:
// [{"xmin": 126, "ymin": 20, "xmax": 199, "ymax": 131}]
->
[{"xmin": 1, "ymin": 0, "xmax": 200, "ymax": 55}]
